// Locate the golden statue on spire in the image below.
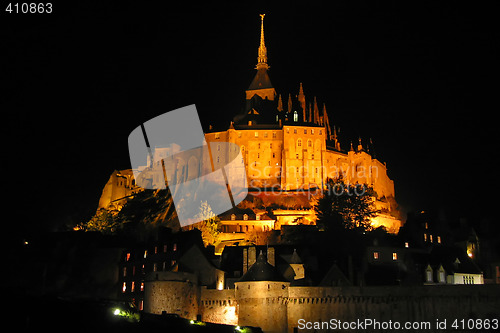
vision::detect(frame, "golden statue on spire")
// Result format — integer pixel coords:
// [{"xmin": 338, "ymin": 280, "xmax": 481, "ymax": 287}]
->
[{"xmin": 256, "ymin": 14, "xmax": 269, "ymax": 70}]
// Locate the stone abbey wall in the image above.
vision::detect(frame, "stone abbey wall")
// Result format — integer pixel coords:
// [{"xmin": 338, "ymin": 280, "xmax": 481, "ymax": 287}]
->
[{"xmin": 145, "ymin": 280, "xmax": 500, "ymax": 333}]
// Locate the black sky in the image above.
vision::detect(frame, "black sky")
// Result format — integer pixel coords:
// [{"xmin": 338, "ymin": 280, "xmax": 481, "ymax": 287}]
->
[{"xmin": 2, "ymin": 1, "xmax": 498, "ymax": 236}]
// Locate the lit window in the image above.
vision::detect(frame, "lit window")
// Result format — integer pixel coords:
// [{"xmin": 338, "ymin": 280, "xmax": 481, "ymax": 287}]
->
[
  {"xmin": 392, "ymin": 252, "xmax": 398, "ymax": 260},
  {"xmin": 311, "ymin": 129, "xmax": 314, "ymax": 134},
  {"xmin": 126, "ymin": 253, "xmax": 131, "ymax": 261},
  {"xmin": 373, "ymin": 252, "xmax": 379, "ymax": 260},
  {"xmin": 439, "ymin": 271, "xmax": 446, "ymax": 283},
  {"xmin": 131, "ymin": 281, "xmax": 135, "ymax": 292},
  {"xmin": 425, "ymin": 222, "xmax": 428, "ymax": 229},
  {"xmin": 153, "ymin": 263, "xmax": 157, "ymax": 272},
  {"xmin": 294, "ymin": 129, "xmax": 297, "ymax": 134},
  {"xmin": 424, "ymin": 233, "xmax": 427, "ymax": 242},
  {"xmin": 173, "ymin": 243, "xmax": 177, "ymax": 251},
  {"xmin": 426, "ymin": 270, "xmax": 433, "ymax": 282},
  {"xmin": 254, "ymin": 132, "xmax": 258, "ymax": 137},
  {"xmin": 122, "ymin": 282, "xmax": 127, "ymax": 293},
  {"xmin": 430, "ymin": 234, "xmax": 433, "ymax": 243},
  {"xmin": 243, "ymin": 214, "xmax": 248, "ymax": 221},
  {"xmin": 231, "ymin": 214, "xmax": 236, "ymax": 221},
  {"xmin": 264, "ymin": 132, "xmax": 268, "ymax": 138},
  {"xmin": 273, "ymin": 132, "xmax": 276, "ymax": 138},
  {"xmin": 293, "ymin": 111, "xmax": 298, "ymax": 122},
  {"xmin": 215, "ymin": 133, "xmax": 220, "ymax": 139},
  {"xmin": 154, "ymin": 246, "xmax": 158, "ymax": 254},
  {"xmin": 140, "ymin": 282, "xmax": 144, "ymax": 292},
  {"xmin": 123, "ymin": 267, "xmax": 127, "ymax": 277},
  {"xmin": 144, "ymin": 250, "xmax": 147, "ymax": 258},
  {"xmin": 437, "ymin": 236, "xmax": 441, "ymax": 244},
  {"xmin": 286, "ymin": 128, "xmax": 289, "ymax": 134},
  {"xmin": 405, "ymin": 242, "xmax": 409, "ymax": 248},
  {"xmin": 256, "ymin": 215, "xmax": 260, "ymax": 220}
]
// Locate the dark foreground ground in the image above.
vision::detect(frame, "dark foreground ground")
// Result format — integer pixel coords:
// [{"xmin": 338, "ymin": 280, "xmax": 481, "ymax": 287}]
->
[{"xmin": 9, "ymin": 294, "xmax": 261, "ymax": 333}]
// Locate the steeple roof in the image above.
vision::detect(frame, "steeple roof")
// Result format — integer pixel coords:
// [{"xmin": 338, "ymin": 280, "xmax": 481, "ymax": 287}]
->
[
  {"xmin": 246, "ymin": 14, "xmax": 275, "ymax": 101},
  {"xmin": 248, "ymin": 68, "xmax": 273, "ymax": 90},
  {"xmin": 256, "ymin": 14, "xmax": 269, "ymax": 71}
]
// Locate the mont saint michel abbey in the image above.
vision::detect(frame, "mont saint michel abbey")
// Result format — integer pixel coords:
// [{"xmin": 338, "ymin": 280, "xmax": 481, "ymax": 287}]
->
[{"xmin": 98, "ymin": 14, "xmax": 402, "ymax": 243}]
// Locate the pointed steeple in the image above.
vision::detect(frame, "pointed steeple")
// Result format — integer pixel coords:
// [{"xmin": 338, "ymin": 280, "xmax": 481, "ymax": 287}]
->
[
  {"xmin": 323, "ymin": 103, "xmax": 332, "ymax": 139},
  {"xmin": 333, "ymin": 126, "xmax": 341, "ymax": 151},
  {"xmin": 308, "ymin": 102, "xmax": 312, "ymax": 123},
  {"xmin": 357, "ymin": 137, "xmax": 363, "ymax": 152},
  {"xmin": 256, "ymin": 14, "xmax": 269, "ymax": 70},
  {"xmin": 277, "ymin": 94, "xmax": 283, "ymax": 112},
  {"xmin": 298, "ymin": 83, "xmax": 306, "ymax": 122},
  {"xmin": 287, "ymin": 93, "xmax": 293, "ymax": 114},
  {"xmin": 313, "ymin": 97, "xmax": 319, "ymax": 124},
  {"xmin": 246, "ymin": 14, "xmax": 276, "ymax": 102}
]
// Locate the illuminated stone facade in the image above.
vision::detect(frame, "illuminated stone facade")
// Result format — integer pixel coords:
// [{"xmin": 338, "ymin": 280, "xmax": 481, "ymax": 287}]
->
[{"xmin": 97, "ymin": 14, "xmax": 401, "ymax": 233}]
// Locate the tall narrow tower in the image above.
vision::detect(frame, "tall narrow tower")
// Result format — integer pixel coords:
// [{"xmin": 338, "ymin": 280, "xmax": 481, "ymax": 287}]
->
[
  {"xmin": 246, "ymin": 14, "xmax": 276, "ymax": 102},
  {"xmin": 256, "ymin": 14, "xmax": 269, "ymax": 71}
]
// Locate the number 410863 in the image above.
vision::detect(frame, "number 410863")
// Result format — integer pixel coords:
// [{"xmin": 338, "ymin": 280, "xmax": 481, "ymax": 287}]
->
[{"xmin": 6, "ymin": 3, "xmax": 53, "ymax": 14}]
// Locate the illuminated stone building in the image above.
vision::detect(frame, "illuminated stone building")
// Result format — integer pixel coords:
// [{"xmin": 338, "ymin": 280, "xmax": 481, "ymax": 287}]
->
[{"xmin": 98, "ymin": 14, "xmax": 401, "ymax": 238}]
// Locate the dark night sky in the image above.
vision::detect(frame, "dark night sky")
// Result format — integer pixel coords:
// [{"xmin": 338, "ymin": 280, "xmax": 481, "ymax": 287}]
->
[{"xmin": 2, "ymin": 1, "xmax": 498, "ymax": 237}]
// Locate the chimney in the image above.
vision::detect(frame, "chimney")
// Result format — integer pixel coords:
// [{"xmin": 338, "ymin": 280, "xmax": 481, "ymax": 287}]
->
[
  {"xmin": 243, "ymin": 248, "xmax": 248, "ymax": 274},
  {"xmin": 267, "ymin": 247, "xmax": 275, "ymax": 266},
  {"xmin": 248, "ymin": 247, "xmax": 257, "ymax": 268}
]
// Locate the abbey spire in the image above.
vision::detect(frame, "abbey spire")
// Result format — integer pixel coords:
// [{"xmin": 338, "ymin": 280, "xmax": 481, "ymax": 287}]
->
[
  {"xmin": 256, "ymin": 14, "xmax": 269, "ymax": 70},
  {"xmin": 246, "ymin": 14, "xmax": 276, "ymax": 102}
]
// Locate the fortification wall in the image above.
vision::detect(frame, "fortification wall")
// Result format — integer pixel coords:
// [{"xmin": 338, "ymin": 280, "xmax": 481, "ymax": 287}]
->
[
  {"xmin": 143, "ymin": 280, "xmax": 199, "ymax": 319},
  {"xmin": 200, "ymin": 288, "xmax": 238, "ymax": 325},
  {"xmin": 235, "ymin": 281, "xmax": 290, "ymax": 333},
  {"xmin": 144, "ymin": 281, "xmax": 500, "ymax": 333},
  {"xmin": 286, "ymin": 285, "xmax": 500, "ymax": 333}
]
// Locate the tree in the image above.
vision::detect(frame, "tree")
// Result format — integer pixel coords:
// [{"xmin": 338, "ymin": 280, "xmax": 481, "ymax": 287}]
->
[
  {"xmin": 85, "ymin": 209, "xmax": 121, "ymax": 234},
  {"xmin": 195, "ymin": 201, "xmax": 221, "ymax": 247},
  {"xmin": 315, "ymin": 177, "xmax": 379, "ymax": 233}
]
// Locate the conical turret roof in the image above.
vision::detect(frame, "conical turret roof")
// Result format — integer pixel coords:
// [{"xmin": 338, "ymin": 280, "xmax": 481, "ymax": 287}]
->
[{"xmin": 238, "ymin": 251, "xmax": 287, "ymax": 282}]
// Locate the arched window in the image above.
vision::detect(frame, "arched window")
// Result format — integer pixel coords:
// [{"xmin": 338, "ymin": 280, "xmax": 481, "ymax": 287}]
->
[
  {"xmin": 243, "ymin": 214, "xmax": 248, "ymax": 221},
  {"xmin": 293, "ymin": 111, "xmax": 298, "ymax": 122},
  {"xmin": 231, "ymin": 214, "xmax": 236, "ymax": 221},
  {"xmin": 297, "ymin": 139, "xmax": 302, "ymax": 147}
]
